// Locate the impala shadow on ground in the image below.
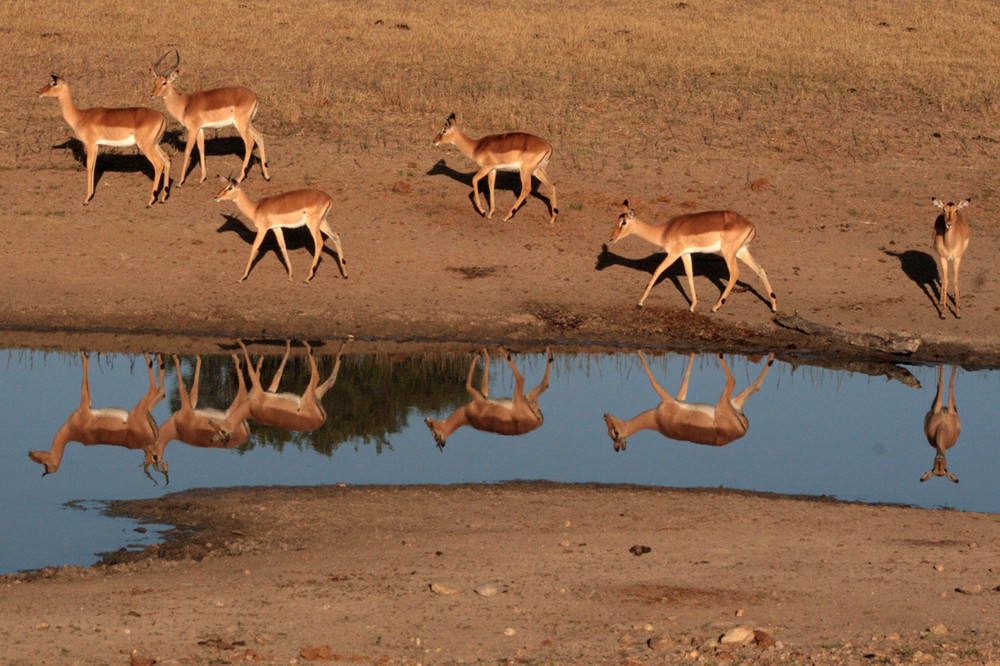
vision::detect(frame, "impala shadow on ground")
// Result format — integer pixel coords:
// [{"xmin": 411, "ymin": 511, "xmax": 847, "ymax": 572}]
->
[
  {"xmin": 50, "ymin": 139, "xmax": 161, "ymax": 191},
  {"xmin": 594, "ymin": 243, "xmax": 772, "ymax": 310},
  {"xmin": 883, "ymin": 248, "xmax": 940, "ymax": 308},
  {"xmin": 426, "ymin": 158, "xmax": 552, "ymax": 216},
  {"xmin": 215, "ymin": 214, "xmax": 342, "ymax": 280}
]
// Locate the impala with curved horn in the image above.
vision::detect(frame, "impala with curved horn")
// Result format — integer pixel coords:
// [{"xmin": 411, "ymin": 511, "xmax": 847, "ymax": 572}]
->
[
  {"xmin": 432, "ymin": 113, "xmax": 558, "ymax": 224},
  {"xmin": 239, "ymin": 339, "xmax": 348, "ymax": 432},
  {"xmin": 214, "ymin": 175, "xmax": 347, "ymax": 283},
  {"xmin": 604, "ymin": 351, "xmax": 773, "ymax": 451},
  {"xmin": 29, "ymin": 352, "xmax": 166, "ymax": 479},
  {"xmin": 608, "ymin": 200, "xmax": 778, "ymax": 312},
  {"xmin": 931, "ymin": 198, "xmax": 971, "ymax": 319},
  {"xmin": 38, "ymin": 75, "xmax": 170, "ymax": 207},
  {"xmin": 424, "ymin": 347, "xmax": 553, "ymax": 448},
  {"xmin": 921, "ymin": 365, "xmax": 961, "ymax": 483},
  {"xmin": 153, "ymin": 354, "xmax": 253, "ymax": 469},
  {"xmin": 151, "ymin": 50, "xmax": 270, "ymax": 184}
]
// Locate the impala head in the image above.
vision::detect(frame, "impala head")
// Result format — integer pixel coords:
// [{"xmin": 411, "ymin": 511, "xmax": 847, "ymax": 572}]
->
[
  {"xmin": 432, "ymin": 113, "xmax": 458, "ymax": 146},
  {"xmin": 609, "ymin": 200, "xmax": 636, "ymax": 243},
  {"xmin": 604, "ymin": 413, "xmax": 627, "ymax": 451},
  {"xmin": 921, "ymin": 452, "xmax": 958, "ymax": 483},
  {"xmin": 37, "ymin": 74, "xmax": 66, "ymax": 97},
  {"xmin": 28, "ymin": 450, "xmax": 59, "ymax": 476},
  {"xmin": 424, "ymin": 417, "xmax": 448, "ymax": 449},
  {"xmin": 931, "ymin": 197, "xmax": 970, "ymax": 229},
  {"xmin": 150, "ymin": 50, "xmax": 180, "ymax": 98},
  {"xmin": 213, "ymin": 174, "xmax": 242, "ymax": 202}
]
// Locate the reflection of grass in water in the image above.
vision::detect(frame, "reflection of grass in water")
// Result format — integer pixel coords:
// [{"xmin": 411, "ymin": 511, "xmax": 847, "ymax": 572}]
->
[{"xmin": 173, "ymin": 352, "xmax": 476, "ymax": 457}]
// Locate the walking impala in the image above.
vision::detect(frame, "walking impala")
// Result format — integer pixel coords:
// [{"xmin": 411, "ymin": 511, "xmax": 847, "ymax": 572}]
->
[
  {"xmin": 239, "ymin": 339, "xmax": 348, "ymax": 432},
  {"xmin": 604, "ymin": 351, "xmax": 773, "ymax": 450},
  {"xmin": 29, "ymin": 352, "xmax": 166, "ymax": 476},
  {"xmin": 931, "ymin": 198, "xmax": 971, "ymax": 319},
  {"xmin": 425, "ymin": 347, "xmax": 553, "ymax": 448},
  {"xmin": 608, "ymin": 200, "xmax": 778, "ymax": 312},
  {"xmin": 152, "ymin": 354, "xmax": 253, "ymax": 471},
  {"xmin": 150, "ymin": 50, "xmax": 270, "ymax": 184},
  {"xmin": 214, "ymin": 176, "xmax": 347, "ymax": 283},
  {"xmin": 432, "ymin": 113, "xmax": 558, "ymax": 224},
  {"xmin": 921, "ymin": 365, "xmax": 961, "ymax": 483},
  {"xmin": 38, "ymin": 75, "xmax": 170, "ymax": 207}
]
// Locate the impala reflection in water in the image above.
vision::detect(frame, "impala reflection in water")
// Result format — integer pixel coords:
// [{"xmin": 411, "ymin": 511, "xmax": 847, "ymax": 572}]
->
[
  {"xmin": 604, "ymin": 351, "xmax": 774, "ymax": 450},
  {"xmin": 152, "ymin": 354, "xmax": 253, "ymax": 476},
  {"xmin": 921, "ymin": 365, "xmax": 961, "ymax": 483},
  {"xmin": 28, "ymin": 352, "xmax": 167, "ymax": 481},
  {"xmin": 425, "ymin": 347, "xmax": 553, "ymax": 448}
]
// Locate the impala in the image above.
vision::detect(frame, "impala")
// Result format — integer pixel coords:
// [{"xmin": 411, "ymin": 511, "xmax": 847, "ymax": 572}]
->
[
  {"xmin": 921, "ymin": 365, "xmax": 961, "ymax": 483},
  {"xmin": 214, "ymin": 176, "xmax": 347, "ymax": 283},
  {"xmin": 608, "ymin": 200, "xmax": 778, "ymax": 312},
  {"xmin": 432, "ymin": 113, "xmax": 558, "ymax": 224},
  {"xmin": 931, "ymin": 198, "xmax": 971, "ymax": 319},
  {"xmin": 29, "ymin": 352, "xmax": 166, "ymax": 477},
  {"xmin": 425, "ymin": 347, "xmax": 553, "ymax": 448},
  {"xmin": 239, "ymin": 339, "xmax": 347, "ymax": 431},
  {"xmin": 38, "ymin": 75, "xmax": 170, "ymax": 207},
  {"xmin": 604, "ymin": 351, "xmax": 773, "ymax": 451},
  {"xmin": 151, "ymin": 50, "xmax": 269, "ymax": 184},
  {"xmin": 153, "ymin": 354, "xmax": 253, "ymax": 469}
]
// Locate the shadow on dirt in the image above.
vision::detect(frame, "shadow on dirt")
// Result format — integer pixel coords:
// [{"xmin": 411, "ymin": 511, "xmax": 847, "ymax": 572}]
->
[
  {"xmin": 216, "ymin": 214, "xmax": 341, "ymax": 280},
  {"xmin": 51, "ymin": 139, "xmax": 160, "ymax": 188},
  {"xmin": 883, "ymin": 249, "xmax": 940, "ymax": 307},
  {"xmin": 596, "ymin": 243, "xmax": 777, "ymax": 309},
  {"xmin": 426, "ymin": 158, "xmax": 552, "ymax": 217}
]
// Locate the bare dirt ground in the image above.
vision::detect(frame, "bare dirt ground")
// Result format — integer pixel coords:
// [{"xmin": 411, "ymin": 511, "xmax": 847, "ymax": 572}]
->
[
  {"xmin": 3, "ymin": 485, "xmax": 1000, "ymax": 665},
  {"xmin": 6, "ymin": 80, "xmax": 1000, "ymax": 664}
]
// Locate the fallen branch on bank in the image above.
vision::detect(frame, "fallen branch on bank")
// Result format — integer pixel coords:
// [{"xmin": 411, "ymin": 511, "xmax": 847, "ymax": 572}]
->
[{"xmin": 773, "ymin": 312, "xmax": 921, "ymax": 356}]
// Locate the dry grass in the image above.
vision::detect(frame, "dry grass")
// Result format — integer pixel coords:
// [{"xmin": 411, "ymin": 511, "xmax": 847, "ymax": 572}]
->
[{"xmin": 5, "ymin": 0, "xmax": 1000, "ymax": 168}]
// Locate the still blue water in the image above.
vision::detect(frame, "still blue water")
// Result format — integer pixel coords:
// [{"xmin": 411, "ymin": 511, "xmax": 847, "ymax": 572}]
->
[{"xmin": 1, "ymin": 347, "xmax": 995, "ymax": 574}]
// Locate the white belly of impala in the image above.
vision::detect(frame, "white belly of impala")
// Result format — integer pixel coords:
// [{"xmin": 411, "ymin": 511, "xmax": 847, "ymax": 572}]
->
[
  {"xmin": 97, "ymin": 136, "xmax": 137, "ymax": 148},
  {"xmin": 494, "ymin": 163, "xmax": 521, "ymax": 172},
  {"xmin": 201, "ymin": 117, "xmax": 235, "ymax": 130},
  {"xmin": 279, "ymin": 213, "xmax": 309, "ymax": 229},
  {"xmin": 684, "ymin": 240, "xmax": 723, "ymax": 255}
]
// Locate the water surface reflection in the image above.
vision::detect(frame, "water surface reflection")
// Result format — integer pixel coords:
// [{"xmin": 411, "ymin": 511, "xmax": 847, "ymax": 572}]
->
[{"xmin": 3, "ymin": 346, "xmax": 999, "ymax": 575}]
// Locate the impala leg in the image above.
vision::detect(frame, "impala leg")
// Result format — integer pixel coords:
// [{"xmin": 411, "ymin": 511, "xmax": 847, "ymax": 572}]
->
[
  {"xmin": 500, "ymin": 347, "xmax": 528, "ymax": 406},
  {"xmin": 636, "ymin": 351, "xmax": 671, "ymax": 401},
  {"xmin": 938, "ymin": 256, "xmax": 949, "ymax": 319},
  {"xmin": 196, "ymin": 129, "xmax": 208, "ymax": 183},
  {"xmin": 249, "ymin": 124, "xmax": 270, "ymax": 181},
  {"xmin": 84, "ymin": 145, "xmax": 97, "ymax": 205},
  {"xmin": 503, "ymin": 168, "xmax": 533, "ymax": 222},
  {"xmin": 465, "ymin": 350, "xmax": 486, "ymax": 401},
  {"xmin": 154, "ymin": 143, "xmax": 171, "ymax": 203},
  {"xmin": 305, "ymin": 224, "xmax": 324, "ymax": 283},
  {"xmin": 638, "ymin": 253, "xmax": 681, "ymax": 308},
  {"xmin": 534, "ymin": 167, "xmax": 558, "ymax": 224},
  {"xmin": 272, "ymin": 228, "xmax": 294, "ymax": 282},
  {"xmin": 239, "ymin": 228, "xmax": 271, "ymax": 282},
  {"xmin": 736, "ymin": 247, "xmax": 777, "ymax": 312},
  {"xmin": 712, "ymin": 254, "xmax": 741, "ymax": 312},
  {"xmin": 267, "ymin": 340, "xmax": 292, "ymax": 392},
  {"xmin": 526, "ymin": 347, "xmax": 554, "ymax": 403},
  {"xmin": 179, "ymin": 130, "xmax": 198, "ymax": 185},
  {"xmin": 480, "ymin": 348, "xmax": 491, "ymax": 398},
  {"xmin": 235, "ymin": 119, "xmax": 255, "ymax": 183},
  {"xmin": 952, "ymin": 256, "xmax": 962, "ymax": 318},
  {"xmin": 487, "ymin": 170, "xmax": 498, "ymax": 219},
  {"xmin": 470, "ymin": 166, "xmax": 491, "ymax": 216},
  {"xmin": 315, "ymin": 340, "xmax": 348, "ymax": 400},
  {"xmin": 137, "ymin": 140, "xmax": 163, "ymax": 208},
  {"xmin": 681, "ymin": 254, "xmax": 698, "ymax": 312}
]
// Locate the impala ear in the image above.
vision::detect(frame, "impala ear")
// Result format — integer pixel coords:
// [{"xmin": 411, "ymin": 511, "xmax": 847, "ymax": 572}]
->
[
  {"xmin": 957, "ymin": 199, "xmax": 970, "ymax": 210},
  {"xmin": 931, "ymin": 197, "xmax": 945, "ymax": 210},
  {"xmin": 446, "ymin": 112, "xmax": 456, "ymax": 125}
]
